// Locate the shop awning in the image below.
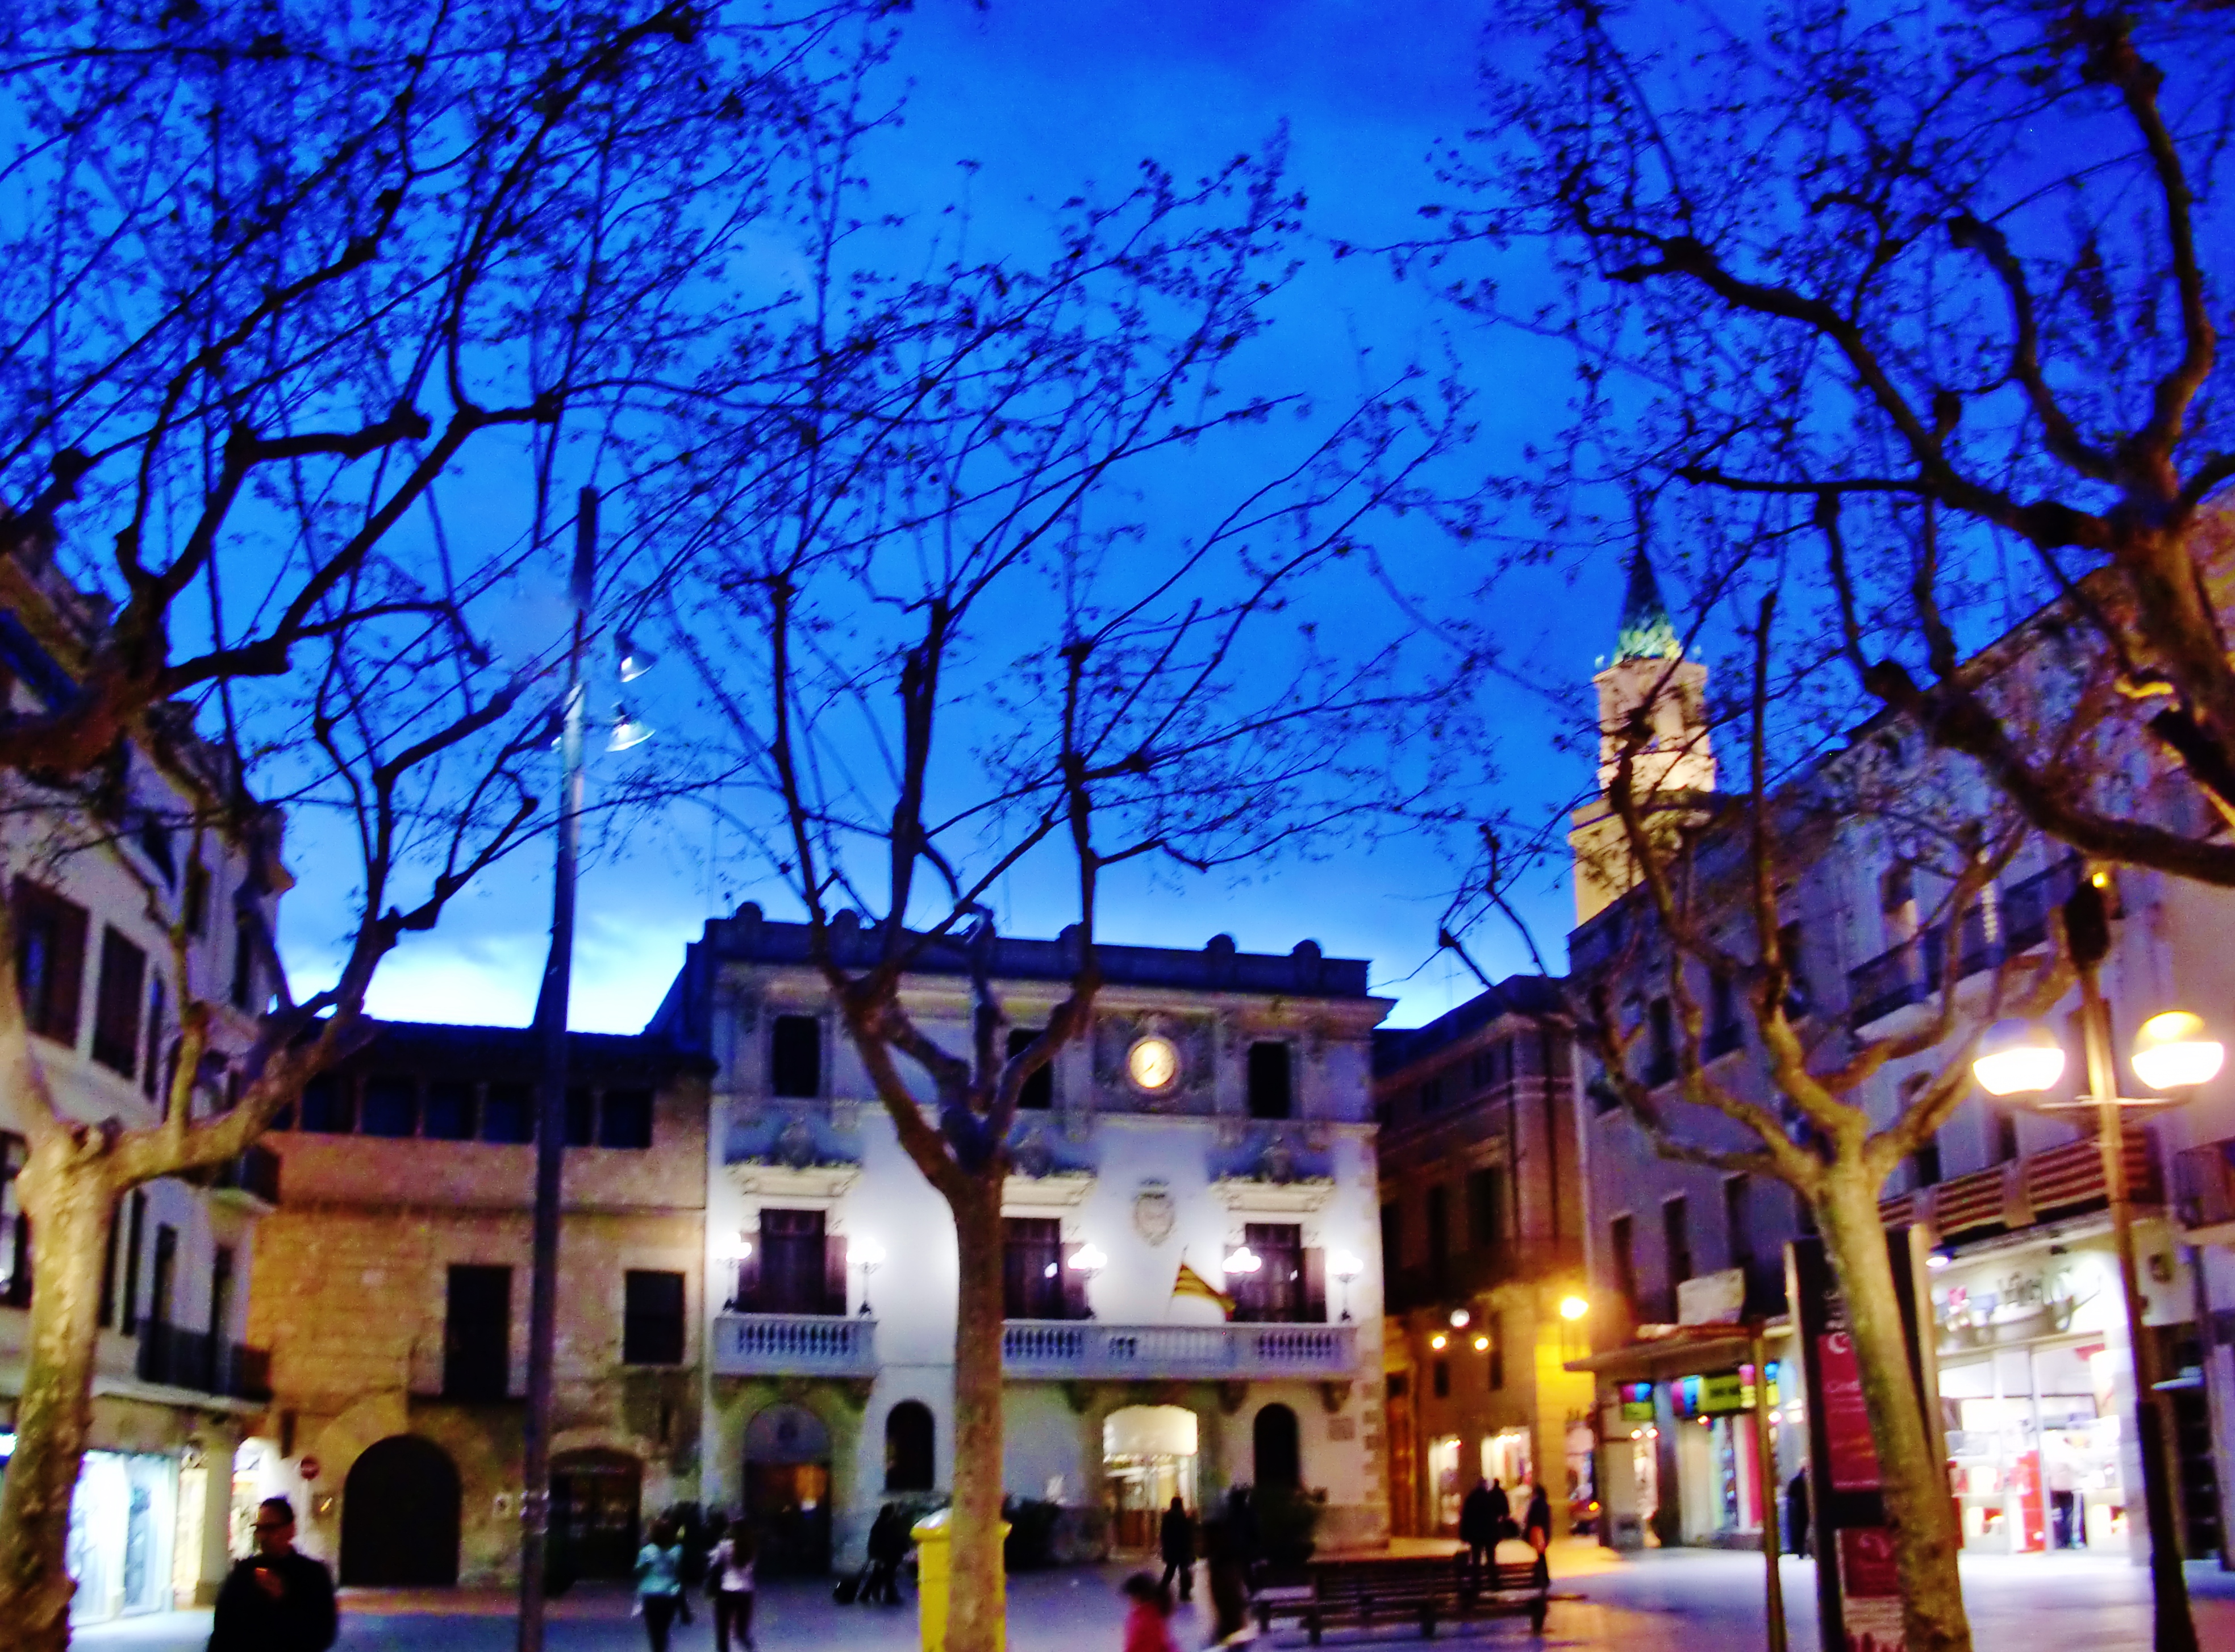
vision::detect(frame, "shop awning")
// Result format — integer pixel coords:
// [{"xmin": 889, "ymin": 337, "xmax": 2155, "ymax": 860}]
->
[{"xmin": 1563, "ymin": 1318, "xmax": 1791, "ymax": 1384}]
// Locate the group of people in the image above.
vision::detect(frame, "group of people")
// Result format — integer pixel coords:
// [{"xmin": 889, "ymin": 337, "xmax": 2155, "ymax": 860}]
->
[
  {"xmin": 1133, "ymin": 1486, "xmax": 1267, "ymax": 1651},
  {"xmin": 1457, "ymin": 1478, "xmax": 1554, "ymax": 1584},
  {"xmin": 632, "ymin": 1512, "xmax": 759, "ymax": 1652}
]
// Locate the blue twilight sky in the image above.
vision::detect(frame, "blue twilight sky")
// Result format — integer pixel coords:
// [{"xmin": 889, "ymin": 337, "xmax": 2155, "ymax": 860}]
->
[{"xmin": 275, "ymin": 0, "xmax": 1632, "ymax": 1034}]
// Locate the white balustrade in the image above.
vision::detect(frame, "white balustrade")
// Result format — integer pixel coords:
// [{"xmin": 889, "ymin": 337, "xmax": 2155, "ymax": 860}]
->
[
  {"xmin": 712, "ymin": 1312, "xmax": 877, "ymax": 1377},
  {"xmin": 1001, "ymin": 1320, "xmax": 1356, "ymax": 1380}
]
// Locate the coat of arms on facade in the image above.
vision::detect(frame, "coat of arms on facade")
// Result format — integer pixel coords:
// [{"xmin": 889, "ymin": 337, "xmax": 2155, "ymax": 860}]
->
[{"xmin": 1133, "ymin": 1181, "xmax": 1176, "ymax": 1246}]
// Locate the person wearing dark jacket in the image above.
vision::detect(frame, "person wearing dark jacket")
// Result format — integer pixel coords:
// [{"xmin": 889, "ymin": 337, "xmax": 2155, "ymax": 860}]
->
[
  {"xmin": 865, "ymin": 1504, "xmax": 909, "ymax": 1605},
  {"xmin": 1457, "ymin": 1479, "xmax": 1502, "ymax": 1575},
  {"xmin": 1158, "ymin": 1497, "xmax": 1196, "ymax": 1602},
  {"xmin": 1521, "ymin": 1486, "xmax": 1553, "ymax": 1587},
  {"xmin": 209, "ymin": 1497, "xmax": 337, "ymax": 1652},
  {"xmin": 1786, "ymin": 1471, "xmax": 1811, "ymax": 1558}
]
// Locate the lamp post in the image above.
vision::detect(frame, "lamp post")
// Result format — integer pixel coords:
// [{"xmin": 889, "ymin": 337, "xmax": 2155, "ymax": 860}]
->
[
  {"xmin": 1330, "ymin": 1250, "xmax": 1363, "ymax": 1322},
  {"xmin": 518, "ymin": 489, "xmax": 654, "ymax": 1652},
  {"xmin": 1970, "ymin": 873, "xmax": 2219, "ymax": 1652},
  {"xmin": 853, "ymin": 1237, "xmax": 886, "ymax": 1316}
]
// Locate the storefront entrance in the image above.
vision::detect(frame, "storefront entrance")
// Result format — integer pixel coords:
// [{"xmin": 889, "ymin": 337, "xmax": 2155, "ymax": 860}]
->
[
  {"xmin": 65, "ymin": 1450, "xmax": 177, "ymax": 1622},
  {"xmin": 743, "ymin": 1404, "xmax": 832, "ymax": 1574},
  {"xmin": 1104, "ymin": 1405, "xmax": 1198, "ymax": 1551},
  {"xmin": 553, "ymin": 1449, "xmax": 643, "ymax": 1579}
]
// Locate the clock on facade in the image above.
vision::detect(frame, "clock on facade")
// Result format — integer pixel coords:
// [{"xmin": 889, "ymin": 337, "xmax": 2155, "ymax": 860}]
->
[{"xmin": 1126, "ymin": 1033, "xmax": 1181, "ymax": 1093}]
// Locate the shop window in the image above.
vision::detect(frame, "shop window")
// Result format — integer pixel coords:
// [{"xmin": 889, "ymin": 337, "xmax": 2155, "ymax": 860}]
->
[
  {"xmin": 443, "ymin": 1265, "xmax": 512, "ymax": 1400},
  {"xmin": 885, "ymin": 1400, "xmax": 936, "ymax": 1492},
  {"xmin": 423, "ymin": 1081, "xmax": 476, "ymax": 1141},
  {"xmin": 622, "ymin": 1270, "xmax": 686, "ymax": 1365},
  {"xmin": 481, "ymin": 1082, "xmax": 533, "ymax": 1144},
  {"xmin": 1006, "ymin": 1028, "xmax": 1054, "ymax": 1109},
  {"xmin": 360, "ymin": 1075, "xmax": 418, "ymax": 1139},
  {"xmin": 90, "ymin": 927, "xmax": 147, "ymax": 1078},
  {"xmin": 600, "ymin": 1089, "xmax": 654, "ymax": 1149},
  {"xmin": 1247, "ymin": 1041, "xmax": 1293, "ymax": 1120},
  {"xmin": 770, "ymin": 1015, "xmax": 822, "ymax": 1098},
  {"xmin": 15, "ymin": 879, "xmax": 89, "ymax": 1049}
]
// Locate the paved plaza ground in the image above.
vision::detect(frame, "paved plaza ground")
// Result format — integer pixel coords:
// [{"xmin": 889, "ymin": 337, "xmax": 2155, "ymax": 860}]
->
[{"xmin": 74, "ymin": 1540, "xmax": 2235, "ymax": 1652}]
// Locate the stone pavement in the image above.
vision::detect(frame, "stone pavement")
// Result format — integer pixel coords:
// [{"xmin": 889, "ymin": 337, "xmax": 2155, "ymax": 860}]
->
[{"xmin": 72, "ymin": 1540, "xmax": 2235, "ymax": 1652}]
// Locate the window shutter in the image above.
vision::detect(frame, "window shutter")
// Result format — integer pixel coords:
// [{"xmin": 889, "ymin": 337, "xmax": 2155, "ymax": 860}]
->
[
  {"xmin": 1303, "ymin": 1247, "xmax": 1328, "ymax": 1323},
  {"xmin": 49, "ymin": 895, "xmax": 88, "ymax": 1045},
  {"xmin": 824, "ymin": 1232, "xmax": 850, "ymax": 1316},
  {"xmin": 1060, "ymin": 1243, "xmax": 1091, "ymax": 1320},
  {"xmin": 733, "ymin": 1240, "xmax": 761, "ymax": 1313}
]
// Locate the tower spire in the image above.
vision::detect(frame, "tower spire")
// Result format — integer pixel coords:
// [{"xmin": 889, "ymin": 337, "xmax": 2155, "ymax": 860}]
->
[{"xmin": 1614, "ymin": 543, "xmax": 1679, "ymax": 662}]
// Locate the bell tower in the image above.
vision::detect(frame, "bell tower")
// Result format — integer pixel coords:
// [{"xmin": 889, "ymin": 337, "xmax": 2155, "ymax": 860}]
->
[{"xmin": 1567, "ymin": 547, "xmax": 1715, "ymax": 924}]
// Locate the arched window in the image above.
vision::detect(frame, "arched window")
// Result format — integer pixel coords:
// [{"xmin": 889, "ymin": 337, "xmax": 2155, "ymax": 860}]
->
[
  {"xmin": 885, "ymin": 1399, "xmax": 935, "ymax": 1492},
  {"xmin": 1253, "ymin": 1403, "xmax": 1300, "ymax": 1489}
]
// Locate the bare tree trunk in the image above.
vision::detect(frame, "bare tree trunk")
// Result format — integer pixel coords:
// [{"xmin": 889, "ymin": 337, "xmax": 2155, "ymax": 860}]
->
[
  {"xmin": 945, "ymin": 1174, "xmax": 1008, "ymax": 1652},
  {"xmin": 1818, "ymin": 1165, "xmax": 1970, "ymax": 1652},
  {"xmin": 0, "ymin": 1140, "xmax": 120, "ymax": 1652}
]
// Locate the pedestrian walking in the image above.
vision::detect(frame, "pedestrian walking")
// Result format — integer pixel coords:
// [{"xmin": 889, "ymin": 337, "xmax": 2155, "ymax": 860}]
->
[
  {"xmin": 637, "ymin": 1516, "xmax": 690, "ymax": 1652},
  {"xmin": 1458, "ymin": 1478, "xmax": 1499, "ymax": 1576},
  {"xmin": 208, "ymin": 1496, "xmax": 336, "ymax": 1652},
  {"xmin": 1200, "ymin": 1519, "xmax": 1253, "ymax": 1647},
  {"xmin": 1786, "ymin": 1470, "xmax": 1811, "ymax": 1558},
  {"xmin": 1223, "ymin": 1486, "xmax": 1260, "ymax": 1586},
  {"xmin": 865, "ymin": 1504, "xmax": 910, "ymax": 1605},
  {"xmin": 1121, "ymin": 1571, "xmax": 1179, "ymax": 1652},
  {"xmin": 707, "ymin": 1518, "xmax": 756, "ymax": 1652},
  {"xmin": 1158, "ymin": 1496, "xmax": 1197, "ymax": 1602},
  {"xmin": 1521, "ymin": 1484, "xmax": 1552, "ymax": 1587}
]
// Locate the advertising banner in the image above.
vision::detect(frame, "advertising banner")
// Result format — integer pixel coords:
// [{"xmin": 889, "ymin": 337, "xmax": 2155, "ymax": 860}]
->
[{"xmin": 1789, "ymin": 1229, "xmax": 1941, "ymax": 1652}]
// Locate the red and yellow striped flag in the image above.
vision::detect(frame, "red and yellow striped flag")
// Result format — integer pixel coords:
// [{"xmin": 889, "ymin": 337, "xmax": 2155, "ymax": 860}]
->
[{"xmin": 1172, "ymin": 1259, "xmax": 1236, "ymax": 1320}]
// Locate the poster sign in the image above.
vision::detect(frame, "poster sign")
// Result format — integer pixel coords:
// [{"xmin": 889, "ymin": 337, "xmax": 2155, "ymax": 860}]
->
[
  {"xmin": 1790, "ymin": 1230, "xmax": 1937, "ymax": 1652},
  {"xmin": 1618, "ymin": 1382, "xmax": 1656, "ymax": 1423},
  {"xmin": 1835, "ymin": 1527, "xmax": 1904, "ymax": 1652}
]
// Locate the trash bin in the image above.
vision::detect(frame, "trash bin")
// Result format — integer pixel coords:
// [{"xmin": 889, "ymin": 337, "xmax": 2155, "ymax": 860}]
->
[{"xmin": 911, "ymin": 1508, "xmax": 1011, "ymax": 1652}]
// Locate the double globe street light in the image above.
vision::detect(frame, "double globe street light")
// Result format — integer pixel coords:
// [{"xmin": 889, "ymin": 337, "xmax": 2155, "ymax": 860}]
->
[{"xmin": 1969, "ymin": 872, "xmax": 2218, "ymax": 1652}]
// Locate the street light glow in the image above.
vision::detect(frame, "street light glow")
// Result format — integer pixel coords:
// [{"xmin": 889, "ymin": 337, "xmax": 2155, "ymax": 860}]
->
[
  {"xmin": 1449, "ymin": 1308, "xmax": 1471, "ymax": 1329},
  {"xmin": 851, "ymin": 1238, "xmax": 886, "ymax": 1269},
  {"xmin": 1224, "ymin": 1246, "xmax": 1262, "ymax": 1274},
  {"xmin": 2132, "ymin": 1011, "xmax": 2224, "ymax": 1092},
  {"xmin": 1330, "ymin": 1250, "xmax": 1363, "ymax": 1281},
  {"xmin": 1068, "ymin": 1243, "xmax": 1108, "ymax": 1272},
  {"xmin": 1972, "ymin": 1019, "xmax": 2066, "ymax": 1096},
  {"xmin": 1559, "ymin": 1294, "xmax": 1590, "ymax": 1321}
]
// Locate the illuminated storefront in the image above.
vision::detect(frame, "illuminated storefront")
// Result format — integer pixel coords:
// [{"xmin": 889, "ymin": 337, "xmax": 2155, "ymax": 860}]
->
[{"xmin": 1930, "ymin": 1229, "xmax": 2179, "ymax": 1554}]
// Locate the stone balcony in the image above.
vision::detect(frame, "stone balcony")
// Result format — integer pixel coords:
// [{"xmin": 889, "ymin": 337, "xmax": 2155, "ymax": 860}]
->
[
  {"xmin": 1000, "ymin": 1319, "xmax": 1357, "ymax": 1380},
  {"xmin": 711, "ymin": 1311, "xmax": 878, "ymax": 1378}
]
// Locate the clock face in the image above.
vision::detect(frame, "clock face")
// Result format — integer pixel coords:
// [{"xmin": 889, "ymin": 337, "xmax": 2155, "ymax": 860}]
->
[{"xmin": 1127, "ymin": 1034, "xmax": 1180, "ymax": 1092}]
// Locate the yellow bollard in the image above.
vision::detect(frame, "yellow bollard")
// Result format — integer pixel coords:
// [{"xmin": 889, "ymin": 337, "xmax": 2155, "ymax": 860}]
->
[{"xmin": 910, "ymin": 1509, "xmax": 1011, "ymax": 1652}]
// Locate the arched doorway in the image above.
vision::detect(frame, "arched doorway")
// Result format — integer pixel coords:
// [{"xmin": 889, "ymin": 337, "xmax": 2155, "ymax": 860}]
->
[
  {"xmin": 341, "ymin": 1437, "xmax": 460, "ymax": 1586},
  {"xmin": 1103, "ymin": 1405, "xmax": 1198, "ymax": 1551},
  {"xmin": 885, "ymin": 1401, "xmax": 935, "ymax": 1492},
  {"xmin": 743, "ymin": 1404, "xmax": 832, "ymax": 1574},
  {"xmin": 1253, "ymin": 1404, "xmax": 1300, "ymax": 1490},
  {"xmin": 552, "ymin": 1449, "xmax": 643, "ymax": 1579}
]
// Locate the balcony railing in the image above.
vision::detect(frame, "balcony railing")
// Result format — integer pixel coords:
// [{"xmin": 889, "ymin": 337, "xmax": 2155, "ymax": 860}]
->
[
  {"xmin": 2175, "ymin": 1139, "xmax": 2235, "ymax": 1230},
  {"xmin": 2000, "ymin": 857, "xmax": 2083, "ymax": 954},
  {"xmin": 1880, "ymin": 1125, "xmax": 2160, "ymax": 1239},
  {"xmin": 1847, "ymin": 942, "xmax": 1924, "ymax": 1028},
  {"xmin": 711, "ymin": 1312, "xmax": 876, "ymax": 1378},
  {"xmin": 136, "ymin": 1324, "xmax": 272, "ymax": 1400},
  {"xmin": 1002, "ymin": 1319, "xmax": 1356, "ymax": 1380}
]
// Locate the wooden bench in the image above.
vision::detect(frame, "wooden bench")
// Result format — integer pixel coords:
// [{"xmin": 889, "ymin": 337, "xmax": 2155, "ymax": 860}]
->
[{"xmin": 1253, "ymin": 1551, "xmax": 1550, "ymax": 1641}]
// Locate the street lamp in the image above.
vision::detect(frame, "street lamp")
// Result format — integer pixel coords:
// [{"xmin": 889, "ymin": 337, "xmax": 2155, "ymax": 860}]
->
[
  {"xmin": 1557, "ymin": 1294, "xmax": 1590, "ymax": 1323},
  {"xmin": 1967, "ymin": 874, "xmax": 2208, "ymax": 1652},
  {"xmin": 1331, "ymin": 1250, "xmax": 1363, "ymax": 1321},
  {"xmin": 853, "ymin": 1237, "xmax": 886, "ymax": 1316},
  {"xmin": 518, "ymin": 489, "xmax": 654, "ymax": 1652},
  {"xmin": 1223, "ymin": 1245, "xmax": 1262, "ymax": 1276}
]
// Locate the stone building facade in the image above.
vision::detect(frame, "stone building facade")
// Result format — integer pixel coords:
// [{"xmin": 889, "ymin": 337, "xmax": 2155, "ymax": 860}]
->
[
  {"xmin": 1373, "ymin": 979, "xmax": 1594, "ymax": 1540},
  {"xmin": 241, "ymin": 1023, "xmax": 711, "ymax": 1587},
  {"xmin": 1, "ymin": 527, "xmax": 286, "ymax": 1621},
  {"xmin": 649, "ymin": 909, "xmax": 1394, "ymax": 1571}
]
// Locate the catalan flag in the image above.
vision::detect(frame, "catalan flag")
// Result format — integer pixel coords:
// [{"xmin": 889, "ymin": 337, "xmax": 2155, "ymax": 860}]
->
[{"xmin": 1171, "ymin": 1259, "xmax": 1235, "ymax": 1320}]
